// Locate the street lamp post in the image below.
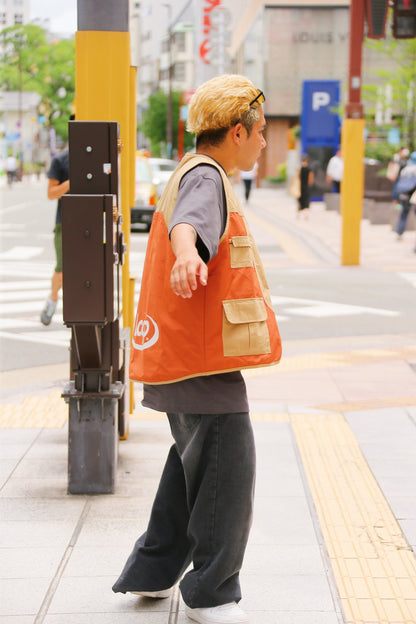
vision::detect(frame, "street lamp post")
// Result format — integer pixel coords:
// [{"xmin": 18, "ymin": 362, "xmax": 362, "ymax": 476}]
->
[
  {"xmin": 18, "ymin": 45, "xmax": 23, "ymax": 178},
  {"xmin": 15, "ymin": 31, "xmax": 26, "ymax": 179},
  {"xmin": 163, "ymin": 3, "xmax": 173, "ymax": 159}
]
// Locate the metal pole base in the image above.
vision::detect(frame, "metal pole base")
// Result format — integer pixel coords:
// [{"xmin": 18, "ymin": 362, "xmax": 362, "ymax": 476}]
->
[{"xmin": 66, "ymin": 393, "xmax": 119, "ymax": 494}]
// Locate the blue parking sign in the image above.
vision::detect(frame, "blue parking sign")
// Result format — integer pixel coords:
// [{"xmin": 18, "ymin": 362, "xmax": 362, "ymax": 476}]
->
[
  {"xmin": 301, "ymin": 80, "xmax": 341, "ymax": 147},
  {"xmin": 301, "ymin": 80, "xmax": 341, "ymax": 200}
]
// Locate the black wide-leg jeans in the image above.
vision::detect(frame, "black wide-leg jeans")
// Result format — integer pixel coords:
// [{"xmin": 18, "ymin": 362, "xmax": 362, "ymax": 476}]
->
[{"xmin": 112, "ymin": 412, "xmax": 256, "ymax": 608}]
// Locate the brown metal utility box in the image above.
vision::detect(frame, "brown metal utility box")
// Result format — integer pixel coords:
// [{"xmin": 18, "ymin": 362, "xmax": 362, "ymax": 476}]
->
[
  {"xmin": 62, "ymin": 194, "xmax": 116, "ymax": 325},
  {"xmin": 68, "ymin": 121, "xmax": 119, "ymax": 196}
]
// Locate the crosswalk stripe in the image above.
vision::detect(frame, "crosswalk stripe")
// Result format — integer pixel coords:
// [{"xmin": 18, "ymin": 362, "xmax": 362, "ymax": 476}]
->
[
  {"xmin": 0, "ymin": 280, "xmax": 50, "ymax": 291},
  {"xmin": 0, "ymin": 329, "xmax": 69, "ymax": 347},
  {"xmin": 398, "ymin": 272, "xmax": 416, "ymax": 288},
  {"xmin": 271, "ymin": 295, "xmax": 399, "ymax": 318},
  {"xmin": 0, "ymin": 265, "xmax": 53, "ymax": 278},
  {"xmin": 0, "ymin": 301, "xmax": 62, "ymax": 315},
  {"xmin": 0, "ymin": 246, "xmax": 44, "ymax": 260},
  {"xmin": 0, "ymin": 290, "xmax": 49, "ymax": 303},
  {"xmin": 0, "ymin": 319, "xmax": 42, "ymax": 329},
  {"xmin": 0, "ymin": 232, "xmax": 26, "ymax": 239}
]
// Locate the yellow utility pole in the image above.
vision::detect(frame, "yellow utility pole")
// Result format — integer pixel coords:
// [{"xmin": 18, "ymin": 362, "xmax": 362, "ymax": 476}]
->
[
  {"xmin": 341, "ymin": 0, "xmax": 365, "ymax": 266},
  {"xmin": 340, "ymin": 118, "xmax": 365, "ymax": 265},
  {"xmin": 75, "ymin": 1, "xmax": 136, "ymax": 414}
]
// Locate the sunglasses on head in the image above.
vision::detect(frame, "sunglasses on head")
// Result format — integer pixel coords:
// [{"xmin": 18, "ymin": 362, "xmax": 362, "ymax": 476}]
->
[{"xmin": 249, "ymin": 90, "xmax": 265, "ymax": 108}]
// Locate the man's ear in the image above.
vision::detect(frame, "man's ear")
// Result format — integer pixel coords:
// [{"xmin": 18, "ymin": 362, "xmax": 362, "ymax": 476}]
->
[{"xmin": 230, "ymin": 122, "xmax": 244, "ymax": 145}]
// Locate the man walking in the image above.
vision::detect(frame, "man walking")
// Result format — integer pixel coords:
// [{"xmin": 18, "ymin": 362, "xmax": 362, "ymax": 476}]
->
[
  {"xmin": 112, "ymin": 74, "xmax": 282, "ymax": 624},
  {"xmin": 40, "ymin": 148, "xmax": 69, "ymax": 325},
  {"xmin": 326, "ymin": 147, "xmax": 343, "ymax": 193},
  {"xmin": 5, "ymin": 154, "xmax": 18, "ymax": 186}
]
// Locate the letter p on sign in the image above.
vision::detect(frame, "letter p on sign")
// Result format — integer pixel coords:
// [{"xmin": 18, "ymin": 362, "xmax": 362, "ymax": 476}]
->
[{"xmin": 312, "ymin": 91, "xmax": 330, "ymax": 111}]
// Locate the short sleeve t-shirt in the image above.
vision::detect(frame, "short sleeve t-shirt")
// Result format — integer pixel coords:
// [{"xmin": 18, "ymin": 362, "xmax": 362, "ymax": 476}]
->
[
  {"xmin": 47, "ymin": 150, "xmax": 69, "ymax": 225},
  {"xmin": 142, "ymin": 163, "xmax": 249, "ymax": 415}
]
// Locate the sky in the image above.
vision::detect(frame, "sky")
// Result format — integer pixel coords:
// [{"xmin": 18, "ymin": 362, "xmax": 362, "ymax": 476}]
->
[{"xmin": 30, "ymin": 0, "xmax": 77, "ymax": 35}]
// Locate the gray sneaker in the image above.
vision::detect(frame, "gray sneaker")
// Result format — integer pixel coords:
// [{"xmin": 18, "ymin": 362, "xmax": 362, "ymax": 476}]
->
[{"xmin": 41, "ymin": 298, "xmax": 57, "ymax": 325}]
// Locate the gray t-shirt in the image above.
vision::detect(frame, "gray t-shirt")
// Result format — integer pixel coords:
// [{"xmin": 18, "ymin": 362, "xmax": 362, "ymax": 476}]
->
[{"xmin": 142, "ymin": 163, "xmax": 249, "ymax": 415}]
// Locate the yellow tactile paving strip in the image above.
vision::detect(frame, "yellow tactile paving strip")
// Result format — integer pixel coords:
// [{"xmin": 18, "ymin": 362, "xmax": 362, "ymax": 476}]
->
[
  {"xmin": 244, "ymin": 344, "xmax": 416, "ymax": 377},
  {"xmin": 0, "ymin": 390, "xmax": 67, "ymax": 429},
  {"xmin": 291, "ymin": 412, "xmax": 416, "ymax": 624}
]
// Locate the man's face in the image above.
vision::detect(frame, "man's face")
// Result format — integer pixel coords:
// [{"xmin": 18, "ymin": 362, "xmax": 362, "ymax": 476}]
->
[{"xmin": 237, "ymin": 108, "xmax": 266, "ymax": 171}]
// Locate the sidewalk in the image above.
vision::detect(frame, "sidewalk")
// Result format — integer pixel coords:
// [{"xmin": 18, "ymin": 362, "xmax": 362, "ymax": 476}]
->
[{"xmin": 1, "ymin": 187, "xmax": 416, "ymax": 624}]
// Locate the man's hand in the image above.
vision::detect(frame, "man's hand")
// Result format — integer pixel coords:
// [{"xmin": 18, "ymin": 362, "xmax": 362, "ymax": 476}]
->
[{"xmin": 170, "ymin": 224, "xmax": 208, "ymax": 298}]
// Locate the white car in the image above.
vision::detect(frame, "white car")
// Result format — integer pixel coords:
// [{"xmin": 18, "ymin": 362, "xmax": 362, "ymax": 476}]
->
[
  {"xmin": 149, "ymin": 158, "xmax": 177, "ymax": 196},
  {"xmin": 131, "ymin": 154, "xmax": 158, "ymax": 231}
]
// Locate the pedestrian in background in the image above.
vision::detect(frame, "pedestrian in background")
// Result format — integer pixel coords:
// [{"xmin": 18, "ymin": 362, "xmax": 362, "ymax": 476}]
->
[
  {"xmin": 326, "ymin": 147, "xmax": 343, "ymax": 193},
  {"xmin": 387, "ymin": 145, "xmax": 409, "ymax": 188},
  {"xmin": 40, "ymin": 148, "xmax": 69, "ymax": 325},
  {"xmin": 240, "ymin": 161, "xmax": 258, "ymax": 202},
  {"xmin": 297, "ymin": 153, "xmax": 314, "ymax": 218},
  {"xmin": 112, "ymin": 74, "xmax": 281, "ymax": 624},
  {"xmin": 393, "ymin": 151, "xmax": 416, "ymax": 241},
  {"xmin": 388, "ymin": 146, "xmax": 409, "ymax": 211},
  {"xmin": 5, "ymin": 154, "xmax": 18, "ymax": 186}
]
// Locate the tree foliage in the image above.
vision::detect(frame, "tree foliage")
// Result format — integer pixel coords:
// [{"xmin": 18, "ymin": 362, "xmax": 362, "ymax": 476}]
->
[
  {"xmin": 363, "ymin": 36, "xmax": 416, "ymax": 151},
  {"xmin": 140, "ymin": 90, "xmax": 195, "ymax": 157},
  {"xmin": 0, "ymin": 24, "xmax": 75, "ymax": 141}
]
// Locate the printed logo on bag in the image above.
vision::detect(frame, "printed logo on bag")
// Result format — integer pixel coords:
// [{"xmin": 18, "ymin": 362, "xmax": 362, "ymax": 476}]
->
[{"xmin": 132, "ymin": 314, "xmax": 159, "ymax": 350}]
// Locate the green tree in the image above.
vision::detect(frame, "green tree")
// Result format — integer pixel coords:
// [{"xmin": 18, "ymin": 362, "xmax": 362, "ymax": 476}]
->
[
  {"xmin": 0, "ymin": 24, "xmax": 75, "ymax": 141},
  {"xmin": 40, "ymin": 38, "xmax": 75, "ymax": 141},
  {"xmin": 363, "ymin": 36, "xmax": 416, "ymax": 151},
  {"xmin": 140, "ymin": 90, "xmax": 195, "ymax": 156}
]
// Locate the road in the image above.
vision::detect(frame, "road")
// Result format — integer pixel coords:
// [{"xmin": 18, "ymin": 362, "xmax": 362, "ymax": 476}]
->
[{"xmin": 0, "ymin": 179, "xmax": 415, "ymax": 373}]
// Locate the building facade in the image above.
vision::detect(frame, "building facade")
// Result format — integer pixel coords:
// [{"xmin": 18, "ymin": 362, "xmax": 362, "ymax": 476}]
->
[
  {"xmin": 0, "ymin": 0, "xmax": 29, "ymax": 28},
  {"xmin": 230, "ymin": 0, "xmax": 402, "ymax": 178},
  {"xmin": 0, "ymin": 90, "xmax": 50, "ymax": 167},
  {"xmin": 132, "ymin": 0, "xmax": 401, "ymax": 172}
]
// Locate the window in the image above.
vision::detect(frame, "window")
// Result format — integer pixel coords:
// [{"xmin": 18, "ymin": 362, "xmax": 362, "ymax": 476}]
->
[
  {"xmin": 14, "ymin": 13, "xmax": 23, "ymax": 24},
  {"xmin": 0, "ymin": 12, "xmax": 6, "ymax": 24},
  {"xmin": 159, "ymin": 68, "xmax": 169, "ymax": 82},
  {"xmin": 174, "ymin": 32, "xmax": 186, "ymax": 52},
  {"xmin": 173, "ymin": 62, "xmax": 186, "ymax": 82}
]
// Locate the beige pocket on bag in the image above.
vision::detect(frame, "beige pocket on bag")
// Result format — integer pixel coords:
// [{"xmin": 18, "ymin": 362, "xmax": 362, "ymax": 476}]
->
[
  {"xmin": 229, "ymin": 236, "xmax": 253, "ymax": 268},
  {"xmin": 222, "ymin": 298, "xmax": 271, "ymax": 356}
]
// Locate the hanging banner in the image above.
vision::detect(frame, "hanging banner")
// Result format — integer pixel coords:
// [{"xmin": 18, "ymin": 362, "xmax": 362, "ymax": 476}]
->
[
  {"xmin": 199, "ymin": 0, "xmax": 221, "ymax": 65},
  {"xmin": 196, "ymin": 0, "xmax": 232, "ymax": 83}
]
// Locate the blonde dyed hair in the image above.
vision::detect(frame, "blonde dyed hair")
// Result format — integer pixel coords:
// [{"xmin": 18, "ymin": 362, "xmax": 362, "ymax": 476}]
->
[{"xmin": 187, "ymin": 74, "xmax": 261, "ymax": 140}]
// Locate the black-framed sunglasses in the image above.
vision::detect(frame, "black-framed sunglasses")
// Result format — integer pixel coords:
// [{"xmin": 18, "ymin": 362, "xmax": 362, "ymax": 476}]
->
[{"xmin": 249, "ymin": 90, "xmax": 265, "ymax": 108}]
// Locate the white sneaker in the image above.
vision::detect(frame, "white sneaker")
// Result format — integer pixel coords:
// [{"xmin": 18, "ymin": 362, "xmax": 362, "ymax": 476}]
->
[
  {"xmin": 40, "ymin": 298, "xmax": 57, "ymax": 325},
  {"xmin": 185, "ymin": 601, "xmax": 249, "ymax": 624},
  {"xmin": 130, "ymin": 587, "xmax": 172, "ymax": 598}
]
